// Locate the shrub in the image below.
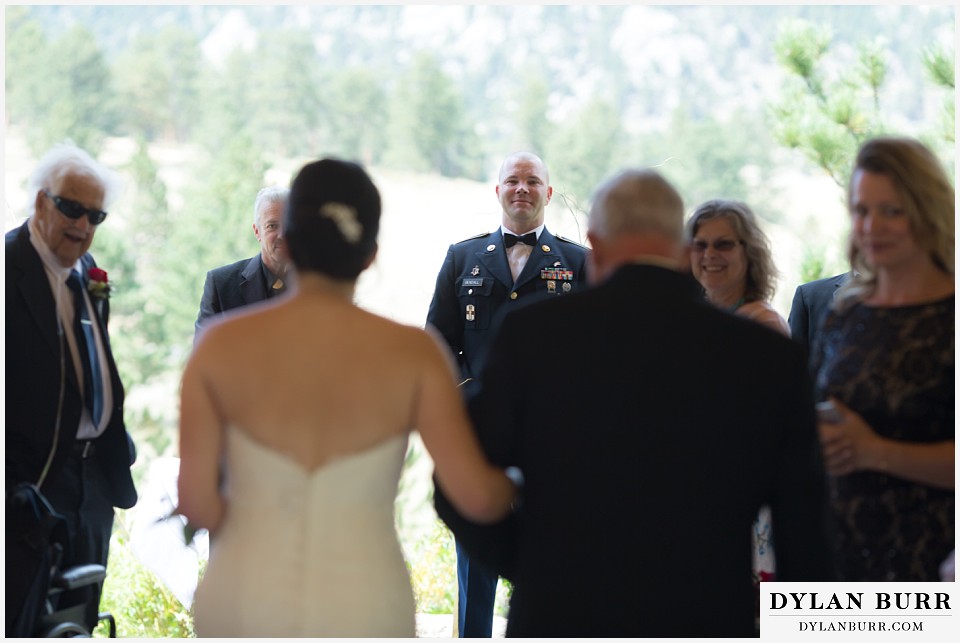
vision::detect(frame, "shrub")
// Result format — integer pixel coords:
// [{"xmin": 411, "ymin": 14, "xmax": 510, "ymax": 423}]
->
[{"xmin": 97, "ymin": 518, "xmax": 195, "ymax": 638}]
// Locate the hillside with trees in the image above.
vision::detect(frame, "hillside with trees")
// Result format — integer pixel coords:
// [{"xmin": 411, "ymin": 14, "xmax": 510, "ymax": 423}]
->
[{"xmin": 3, "ymin": 4, "xmax": 954, "ymax": 636}]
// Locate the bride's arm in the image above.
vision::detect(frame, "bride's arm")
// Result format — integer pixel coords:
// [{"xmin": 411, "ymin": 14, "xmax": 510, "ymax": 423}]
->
[
  {"xmin": 416, "ymin": 329, "xmax": 516, "ymax": 524},
  {"xmin": 177, "ymin": 346, "xmax": 226, "ymax": 534}
]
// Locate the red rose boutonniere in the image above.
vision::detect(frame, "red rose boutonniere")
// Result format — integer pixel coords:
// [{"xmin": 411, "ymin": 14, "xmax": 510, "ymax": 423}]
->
[{"xmin": 87, "ymin": 267, "xmax": 111, "ymax": 301}]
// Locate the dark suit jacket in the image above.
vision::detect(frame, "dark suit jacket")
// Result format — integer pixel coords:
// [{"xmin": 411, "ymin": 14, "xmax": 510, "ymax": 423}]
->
[
  {"xmin": 425, "ymin": 228, "xmax": 588, "ymax": 395},
  {"xmin": 195, "ymin": 254, "xmax": 269, "ymax": 338},
  {"xmin": 435, "ymin": 263, "xmax": 834, "ymax": 638},
  {"xmin": 788, "ymin": 272, "xmax": 849, "ymax": 367},
  {"xmin": 5, "ymin": 223, "xmax": 137, "ymax": 507}
]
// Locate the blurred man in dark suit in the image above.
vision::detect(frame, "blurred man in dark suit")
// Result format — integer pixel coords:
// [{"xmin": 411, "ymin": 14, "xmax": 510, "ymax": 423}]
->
[
  {"xmin": 195, "ymin": 186, "xmax": 290, "ymax": 340},
  {"xmin": 6, "ymin": 143, "xmax": 138, "ymax": 634},
  {"xmin": 436, "ymin": 167, "xmax": 834, "ymax": 637},
  {"xmin": 788, "ymin": 271, "xmax": 850, "ymax": 369}
]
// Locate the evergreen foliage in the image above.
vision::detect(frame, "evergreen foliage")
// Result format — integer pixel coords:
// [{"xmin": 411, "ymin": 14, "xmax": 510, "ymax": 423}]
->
[
  {"xmin": 769, "ymin": 18, "xmax": 954, "ymax": 191},
  {"xmin": 7, "ymin": 20, "xmax": 116, "ymax": 154},
  {"xmin": 546, "ymin": 99, "xmax": 624, "ymax": 205},
  {"xmin": 112, "ymin": 27, "xmax": 203, "ymax": 142},
  {"xmin": 3, "ymin": 5, "xmax": 953, "ymax": 633}
]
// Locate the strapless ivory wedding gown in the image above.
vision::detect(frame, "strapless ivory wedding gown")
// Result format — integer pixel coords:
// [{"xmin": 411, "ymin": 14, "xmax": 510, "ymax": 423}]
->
[{"xmin": 193, "ymin": 427, "xmax": 415, "ymax": 637}]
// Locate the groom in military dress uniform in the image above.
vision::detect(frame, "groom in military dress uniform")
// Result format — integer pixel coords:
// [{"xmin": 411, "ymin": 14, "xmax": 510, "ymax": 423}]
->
[{"xmin": 425, "ymin": 151, "xmax": 588, "ymax": 637}]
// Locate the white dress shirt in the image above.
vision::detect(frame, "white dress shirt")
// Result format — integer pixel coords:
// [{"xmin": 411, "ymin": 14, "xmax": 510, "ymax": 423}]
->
[
  {"xmin": 28, "ymin": 216, "xmax": 112, "ymax": 439},
  {"xmin": 501, "ymin": 223, "xmax": 544, "ymax": 283}
]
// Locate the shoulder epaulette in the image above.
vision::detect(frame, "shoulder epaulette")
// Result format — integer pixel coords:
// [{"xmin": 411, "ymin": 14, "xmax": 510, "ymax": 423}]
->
[
  {"xmin": 454, "ymin": 231, "xmax": 493, "ymax": 244},
  {"xmin": 555, "ymin": 233, "xmax": 589, "ymax": 249}
]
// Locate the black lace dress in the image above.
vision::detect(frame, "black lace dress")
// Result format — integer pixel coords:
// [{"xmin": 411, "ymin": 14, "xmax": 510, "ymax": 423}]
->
[{"xmin": 813, "ymin": 295, "xmax": 955, "ymax": 581}]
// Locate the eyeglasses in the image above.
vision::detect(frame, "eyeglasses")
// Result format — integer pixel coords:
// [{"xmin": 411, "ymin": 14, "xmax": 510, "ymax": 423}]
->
[
  {"xmin": 43, "ymin": 190, "xmax": 108, "ymax": 225},
  {"xmin": 691, "ymin": 239, "xmax": 743, "ymax": 253}
]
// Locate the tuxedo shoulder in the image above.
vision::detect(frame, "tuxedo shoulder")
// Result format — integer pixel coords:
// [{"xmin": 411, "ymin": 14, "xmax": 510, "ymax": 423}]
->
[
  {"xmin": 209, "ymin": 255, "xmax": 257, "ymax": 275},
  {"xmin": 5, "ymin": 222, "xmax": 27, "ymax": 247},
  {"xmin": 5, "ymin": 227, "xmax": 19, "ymax": 245},
  {"xmin": 799, "ymin": 272, "xmax": 848, "ymax": 291}
]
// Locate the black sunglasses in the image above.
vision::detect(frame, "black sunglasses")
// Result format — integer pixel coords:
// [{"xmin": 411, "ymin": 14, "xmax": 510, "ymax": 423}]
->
[
  {"xmin": 43, "ymin": 190, "xmax": 108, "ymax": 225},
  {"xmin": 691, "ymin": 238, "xmax": 744, "ymax": 253}
]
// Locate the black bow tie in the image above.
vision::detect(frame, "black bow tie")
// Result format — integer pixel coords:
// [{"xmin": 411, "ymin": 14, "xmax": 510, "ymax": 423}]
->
[{"xmin": 504, "ymin": 232, "xmax": 537, "ymax": 248}]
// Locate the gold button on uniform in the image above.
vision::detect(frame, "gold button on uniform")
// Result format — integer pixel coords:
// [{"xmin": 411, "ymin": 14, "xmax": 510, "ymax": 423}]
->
[
  {"xmin": 541, "ymin": 244, "xmax": 551, "ymax": 252},
  {"xmin": 510, "ymin": 292, "xmax": 518, "ymax": 300}
]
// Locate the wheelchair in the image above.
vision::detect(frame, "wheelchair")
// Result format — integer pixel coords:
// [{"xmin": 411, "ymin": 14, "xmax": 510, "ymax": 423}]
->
[
  {"xmin": 7, "ymin": 483, "xmax": 117, "ymax": 638},
  {"xmin": 34, "ymin": 558, "xmax": 117, "ymax": 638}
]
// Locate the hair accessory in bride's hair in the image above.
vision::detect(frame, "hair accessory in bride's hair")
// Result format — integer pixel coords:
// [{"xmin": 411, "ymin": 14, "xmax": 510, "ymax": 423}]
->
[
  {"xmin": 319, "ymin": 202, "xmax": 362, "ymax": 244},
  {"xmin": 286, "ymin": 158, "xmax": 380, "ymax": 279}
]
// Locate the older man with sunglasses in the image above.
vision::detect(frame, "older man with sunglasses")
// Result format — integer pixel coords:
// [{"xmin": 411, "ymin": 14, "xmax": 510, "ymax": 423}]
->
[{"xmin": 6, "ymin": 143, "xmax": 138, "ymax": 636}]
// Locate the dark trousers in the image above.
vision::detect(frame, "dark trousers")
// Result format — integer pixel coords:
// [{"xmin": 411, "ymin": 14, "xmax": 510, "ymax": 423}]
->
[
  {"xmin": 41, "ymin": 447, "xmax": 116, "ymax": 627},
  {"xmin": 456, "ymin": 539, "xmax": 497, "ymax": 637}
]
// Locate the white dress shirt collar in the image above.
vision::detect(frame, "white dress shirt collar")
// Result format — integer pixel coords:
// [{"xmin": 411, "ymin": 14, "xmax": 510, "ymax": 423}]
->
[{"xmin": 28, "ymin": 215, "xmax": 84, "ymax": 279}]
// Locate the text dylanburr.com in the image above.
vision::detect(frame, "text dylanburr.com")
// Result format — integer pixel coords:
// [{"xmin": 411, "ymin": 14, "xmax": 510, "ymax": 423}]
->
[{"xmin": 760, "ymin": 583, "xmax": 955, "ymax": 641}]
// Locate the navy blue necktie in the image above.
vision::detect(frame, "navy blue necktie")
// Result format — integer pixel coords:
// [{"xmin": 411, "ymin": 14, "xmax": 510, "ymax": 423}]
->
[
  {"xmin": 504, "ymin": 232, "xmax": 537, "ymax": 248},
  {"xmin": 66, "ymin": 270, "xmax": 104, "ymax": 426}
]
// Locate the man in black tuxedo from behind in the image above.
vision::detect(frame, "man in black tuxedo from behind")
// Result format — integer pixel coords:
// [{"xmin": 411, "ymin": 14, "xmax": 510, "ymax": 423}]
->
[
  {"xmin": 6, "ymin": 143, "xmax": 138, "ymax": 635},
  {"xmin": 194, "ymin": 186, "xmax": 290, "ymax": 340},
  {"xmin": 435, "ymin": 168, "xmax": 834, "ymax": 637}
]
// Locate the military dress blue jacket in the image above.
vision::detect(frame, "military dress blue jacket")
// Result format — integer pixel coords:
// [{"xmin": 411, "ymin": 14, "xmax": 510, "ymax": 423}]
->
[{"xmin": 426, "ymin": 227, "xmax": 588, "ymax": 396}]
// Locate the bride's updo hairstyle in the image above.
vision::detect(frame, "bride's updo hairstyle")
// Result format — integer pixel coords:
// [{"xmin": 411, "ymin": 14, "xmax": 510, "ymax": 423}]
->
[{"xmin": 284, "ymin": 158, "xmax": 381, "ymax": 280}]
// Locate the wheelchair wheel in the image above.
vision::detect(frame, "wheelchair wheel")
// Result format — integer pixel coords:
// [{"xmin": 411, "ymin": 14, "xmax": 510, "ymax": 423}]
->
[{"xmin": 40, "ymin": 621, "xmax": 91, "ymax": 637}]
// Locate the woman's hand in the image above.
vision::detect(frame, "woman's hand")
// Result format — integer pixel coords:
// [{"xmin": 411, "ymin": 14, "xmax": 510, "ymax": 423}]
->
[
  {"xmin": 816, "ymin": 397, "xmax": 954, "ymax": 487},
  {"xmin": 816, "ymin": 397, "xmax": 883, "ymax": 476}
]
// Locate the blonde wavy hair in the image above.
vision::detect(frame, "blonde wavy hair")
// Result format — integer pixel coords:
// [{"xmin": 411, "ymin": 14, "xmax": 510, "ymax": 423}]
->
[{"xmin": 837, "ymin": 137, "xmax": 955, "ymax": 309}]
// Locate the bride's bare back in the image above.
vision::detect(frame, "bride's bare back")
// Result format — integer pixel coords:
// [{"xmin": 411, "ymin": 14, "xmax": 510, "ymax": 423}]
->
[
  {"xmin": 178, "ymin": 277, "xmax": 514, "ymax": 534},
  {"xmin": 195, "ymin": 293, "xmax": 428, "ymax": 468}
]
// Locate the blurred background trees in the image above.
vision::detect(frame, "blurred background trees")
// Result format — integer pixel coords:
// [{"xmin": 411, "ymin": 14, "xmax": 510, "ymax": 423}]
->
[
  {"xmin": 4, "ymin": 4, "xmax": 954, "ymax": 634},
  {"xmin": 6, "ymin": 0, "xmax": 953, "ymax": 532},
  {"xmin": 770, "ymin": 17, "xmax": 955, "ymax": 190},
  {"xmin": 768, "ymin": 16, "xmax": 954, "ymax": 281}
]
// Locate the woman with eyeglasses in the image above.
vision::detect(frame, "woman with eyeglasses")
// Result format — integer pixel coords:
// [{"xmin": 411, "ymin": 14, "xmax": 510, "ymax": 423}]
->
[
  {"xmin": 812, "ymin": 137, "xmax": 954, "ymax": 581},
  {"xmin": 684, "ymin": 199, "xmax": 789, "ymax": 612},
  {"xmin": 685, "ymin": 199, "xmax": 789, "ymax": 336}
]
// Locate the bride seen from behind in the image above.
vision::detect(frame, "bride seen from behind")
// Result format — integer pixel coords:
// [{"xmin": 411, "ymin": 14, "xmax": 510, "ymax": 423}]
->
[{"xmin": 177, "ymin": 159, "xmax": 516, "ymax": 637}]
